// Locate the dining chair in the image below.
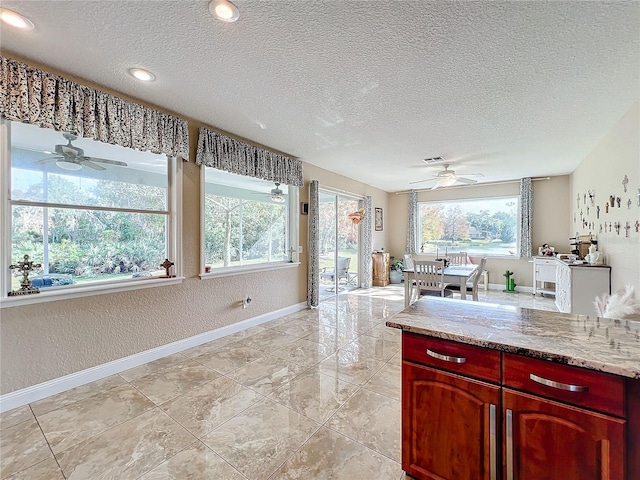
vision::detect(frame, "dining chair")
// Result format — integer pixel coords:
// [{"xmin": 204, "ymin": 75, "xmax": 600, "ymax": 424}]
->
[
  {"xmin": 411, "ymin": 260, "xmax": 452, "ymax": 303},
  {"xmin": 403, "ymin": 254, "xmax": 414, "ymax": 270},
  {"xmin": 447, "ymin": 257, "xmax": 486, "ymax": 301},
  {"xmin": 447, "ymin": 251, "xmax": 468, "ymax": 265}
]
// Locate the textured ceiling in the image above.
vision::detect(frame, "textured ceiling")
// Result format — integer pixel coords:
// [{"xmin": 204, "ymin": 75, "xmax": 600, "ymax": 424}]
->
[{"xmin": 1, "ymin": 1, "xmax": 638, "ymax": 192}]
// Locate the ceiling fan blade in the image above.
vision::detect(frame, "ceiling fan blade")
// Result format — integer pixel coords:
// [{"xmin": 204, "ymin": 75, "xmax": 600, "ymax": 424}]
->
[
  {"xmin": 456, "ymin": 177, "xmax": 478, "ymax": 185},
  {"xmin": 409, "ymin": 177, "xmax": 437, "ymax": 185},
  {"xmin": 82, "ymin": 160, "xmax": 106, "ymax": 171},
  {"xmin": 35, "ymin": 157, "xmax": 63, "ymax": 164},
  {"xmin": 85, "ymin": 157, "xmax": 128, "ymax": 167},
  {"xmin": 430, "ymin": 183, "xmax": 441, "ymax": 190},
  {"xmin": 459, "ymin": 172, "xmax": 485, "ymax": 177}
]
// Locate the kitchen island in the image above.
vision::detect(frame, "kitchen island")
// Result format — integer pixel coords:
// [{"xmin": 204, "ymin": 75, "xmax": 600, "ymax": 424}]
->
[{"xmin": 386, "ymin": 298, "xmax": 640, "ymax": 480}]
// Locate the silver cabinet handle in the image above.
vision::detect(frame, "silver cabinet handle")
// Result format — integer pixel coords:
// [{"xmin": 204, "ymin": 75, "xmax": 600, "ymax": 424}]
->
[
  {"xmin": 489, "ymin": 404, "xmax": 497, "ymax": 480},
  {"xmin": 506, "ymin": 409, "xmax": 513, "ymax": 480},
  {"xmin": 529, "ymin": 373, "xmax": 589, "ymax": 392},
  {"xmin": 426, "ymin": 349, "xmax": 466, "ymax": 364}
]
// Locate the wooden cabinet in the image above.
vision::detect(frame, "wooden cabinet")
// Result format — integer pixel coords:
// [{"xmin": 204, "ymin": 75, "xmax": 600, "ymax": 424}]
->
[
  {"xmin": 503, "ymin": 389, "xmax": 624, "ymax": 480},
  {"xmin": 372, "ymin": 252, "xmax": 390, "ymax": 287},
  {"xmin": 533, "ymin": 257, "xmax": 556, "ymax": 296},
  {"xmin": 403, "ymin": 362, "xmax": 500, "ymax": 480},
  {"xmin": 554, "ymin": 262, "xmax": 611, "ymax": 316},
  {"xmin": 401, "ymin": 332, "xmax": 632, "ymax": 480}
]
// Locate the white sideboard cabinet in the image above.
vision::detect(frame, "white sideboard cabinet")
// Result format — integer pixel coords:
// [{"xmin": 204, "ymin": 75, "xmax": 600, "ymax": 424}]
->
[
  {"xmin": 555, "ymin": 262, "xmax": 611, "ymax": 316},
  {"xmin": 533, "ymin": 257, "xmax": 557, "ymax": 296}
]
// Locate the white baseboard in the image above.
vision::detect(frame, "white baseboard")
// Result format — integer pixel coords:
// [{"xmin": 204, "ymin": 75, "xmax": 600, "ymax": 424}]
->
[
  {"xmin": 0, "ymin": 302, "xmax": 308, "ymax": 413},
  {"xmin": 487, "ymin": 283, "xmax": 533, "ymax": 294}
]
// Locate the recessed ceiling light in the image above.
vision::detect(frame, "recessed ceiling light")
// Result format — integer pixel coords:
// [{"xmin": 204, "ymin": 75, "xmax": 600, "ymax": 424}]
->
[
  {"xmin": 128, "ymin": 68, "xmax": 156, "ymax": 82},
  {"xmin": 209, "ymin": 0, "xmax": 239, "ymax": 23},
  {"xmin": 0, "ymin": 8, "xmax": 35, "ymax": 31}
]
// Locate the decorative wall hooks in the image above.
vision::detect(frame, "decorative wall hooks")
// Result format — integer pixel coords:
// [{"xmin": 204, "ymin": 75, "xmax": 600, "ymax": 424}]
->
[
  {"xmin": 636, "ymin": 220, "xmax": 639, "ymax": 233},
  {"xmin": 8, "ymin": 254, "xmax": 41, "ymax": 296},
  {"xmin": 616, "ymin": 197, "xmax": 621, "ymax": 208},
  {"xmin": 622, "ymin": 175, "xmax": 629, "ymax": 192},
  {"xmin": 628, "ymin": 199, "xmax": 632, "ymax": 209},
  {"xmin": 624, "ymin": 221, "xmax": 631, "ymax": 237},
  {"xmin": 588, "ymin": 190, "xmax": 595, "ymax": 205},
  {"xmin": 610, "ymin": 195, "xmax": 615, "ymax": 207},
  {"xmin": 637, "ymin": 188, "xmax": 640, "ymax": 207},
  {"xmin": 614, "ymin": 222, "xmax": 620, "ymax": 235},
  {"xmin": 597, "ymin": 205, "xmax": 600, "ymax": 218}
]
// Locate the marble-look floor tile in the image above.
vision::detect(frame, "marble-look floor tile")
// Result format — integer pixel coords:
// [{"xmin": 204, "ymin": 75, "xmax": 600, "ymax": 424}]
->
[
  {"xmin": 0, "ymin": 405, "xmax": 33, "ymax": 429},
  {"xmin": 181, "ymin": 336, "xmax": 236, "ymax": 358},
  {"xmin": 317, "ymin": 351, "xmax": 386, "ymax": 386},
  {"xmin": 235, "ymin": 329, "xmax": 300, "ymax": 353},
  {"xmin": 160, "ymin": 376, "xmax": 262, "ymax": 438},
  {"xmin": 4, "ymin": 457, "xmax": 64, "ymax": 480},
  {"xmin": 363, "ymin": 362, "xmax": 402, "ymax": 401},
  {"xmin": 269, "ymin": 370, "xmax": 360, "ymax": 423},
  {"xmin": 327, "ymin": 388, "xmax": 401, "ymax": 463},
  {"xmin": 388, "ymin": 352, "xmax": 401, "ymax": 366},
  {"xmin": 201, "ymin": 398, "xmax": 319, "ymax": 480},
  {"xmin": 30, "ymin": 374, "xmax": 126, "ymax": 416},
  {"xmin": 270, "ymin": 338, "xmax": 337, "ymax": 368},
  {"xmin": 37, "ymin": 383, "xmax": 155, "ymax": 454},
  {"xmin": 55, "ymin": 408, "xmax": 194, "ymax": 480},
  {"xmin": 138, "ymin": 441, "xmax": 246, "ymax": 480},
  {"xmin": 303, "ymin": 325, "xmax": 359, "ymax": 348},
  {"xmin": 229, "ymin": 354, "xmax": 308, "ymax": 396},
  {"xmin": 338, "ymin": 335, "xmax": 400, "ymax": 362},
  {"xmin": 224, "ymin": 325, "xmax": 269, "ymax": 342},
  {"xmin": 270, "ymin": 426, "xmax": 402, "ymax": 480},
  {"xmin": 0, "ymin": 417, "xmax": 52, "ymax": 479},
  {"xmin": 120, "ymin": 352, "xmax": 187, "ymax": 381},
  {"xmin": 193, "ymin": 343, "xmax": 264, "ymax": 374},
  {"xmin": 270, "ymin": 319, "xmax": 326, "ymax": 338},
  {"xmin": 365, "ymin": 323, "xmax": 402, "ymax": 343},
  {"xmin": 129, "ymin": 359, "xmax": 220, "ymax": 405},
  {"xmin": 263, "ymin": 315, "xmax": 298, "ymax": 329}
]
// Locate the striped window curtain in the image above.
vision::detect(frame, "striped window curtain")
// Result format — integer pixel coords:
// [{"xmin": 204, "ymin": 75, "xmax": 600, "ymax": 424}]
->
[
  {"xmin": 406, "ymin": 189, "xmax": 418, "ymax": 254},
  {"xmin": 362, "ymin": 196, "xmax": 373, "ymax": 288},
  {"xmin": 519, "ymin": 178, "xmax": 533, "ymax": 258},
  {"xmin": 307, "ymin": 180, "xmax": 320, "ymax": 307}
]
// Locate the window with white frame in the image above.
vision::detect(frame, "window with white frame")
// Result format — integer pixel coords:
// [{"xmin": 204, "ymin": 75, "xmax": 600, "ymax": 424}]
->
[
  {"xmin": 417, "ymin": 196, "xmax": 519, "ymax": 257},
  {"xmin": 2, "ymin": 120, "xmax": 180, "ymax": 298},
  {"xmin": 202, "ymin": 167, "xmax": 296, "ymax": 272}
]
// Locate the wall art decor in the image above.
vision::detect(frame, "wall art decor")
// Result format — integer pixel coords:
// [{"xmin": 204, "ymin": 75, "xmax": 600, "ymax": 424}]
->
[{"xmin": 374, "ymin": 207, "xmax": 383, "ymax": 231}]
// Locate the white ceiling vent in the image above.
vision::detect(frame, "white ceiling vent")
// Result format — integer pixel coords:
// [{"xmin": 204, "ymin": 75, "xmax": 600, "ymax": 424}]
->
[{"xmin": 422, "ymin": 156, "xmax": 446, "ymax": 164}]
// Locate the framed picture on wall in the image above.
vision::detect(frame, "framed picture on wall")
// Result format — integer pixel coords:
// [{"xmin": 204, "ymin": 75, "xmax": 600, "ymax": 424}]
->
[{"xmin": 375, "ymin": 207, "xmax": 383, "ymax": 231}]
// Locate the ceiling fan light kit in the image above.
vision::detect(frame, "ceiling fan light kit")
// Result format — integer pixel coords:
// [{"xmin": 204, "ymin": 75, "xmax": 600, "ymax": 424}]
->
[{"xmin": 410, "ymin": 163, "xmax": 485, "ymax": 189}]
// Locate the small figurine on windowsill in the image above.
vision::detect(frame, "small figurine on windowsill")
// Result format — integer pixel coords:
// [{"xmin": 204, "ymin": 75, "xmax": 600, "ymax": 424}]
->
[
  {"xmin": 160, "ymin": 258, "xmax": 175, "ymax": 278},
  {"xmin": 8, "ymin": 254, "xmax": 42, "ymax": 296}
]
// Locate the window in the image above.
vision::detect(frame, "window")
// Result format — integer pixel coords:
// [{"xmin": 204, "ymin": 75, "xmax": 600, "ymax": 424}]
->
[
  {"xmin": 2, "ymin": 120, "xmax": 180, "ymax": 301},
  {"xmin": 202, "ymin": 167, "xmax": 297, "ymax": 273},
  {"xmin": 417, "ymin": 196, "xmax": 519, "ymax": 257}
]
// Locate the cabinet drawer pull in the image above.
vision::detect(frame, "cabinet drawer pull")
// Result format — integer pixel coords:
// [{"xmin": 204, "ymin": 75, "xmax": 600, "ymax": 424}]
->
[
  {"xmin": 529, "ymin": 373, "xmax": 589, "ymax": 392},
  {"xmin": 489, "ymin": 404, "xmax": 497, "ymax": 480},
  {"xmin": 426, "ymin": 349, "xmax": 466, "ymax": 364},
  {"xmin": 506, "ymin": 409, "xmax": 513, "ymax": 480}
]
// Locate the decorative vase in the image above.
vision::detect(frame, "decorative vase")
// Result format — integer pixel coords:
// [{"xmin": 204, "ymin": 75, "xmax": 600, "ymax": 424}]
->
[{"xmin": 390, "ymin": 270, "xmax": 402, "ymax": 284}]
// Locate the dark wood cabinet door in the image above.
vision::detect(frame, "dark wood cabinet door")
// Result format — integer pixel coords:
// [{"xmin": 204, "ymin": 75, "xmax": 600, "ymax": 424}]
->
[
  {"xmin": 402, "ymin": 361, "xmax": 500, "ymax": 480},
  {"xmin": 503, "ymin": 388, "xmax": 625, "ymax": 480}
]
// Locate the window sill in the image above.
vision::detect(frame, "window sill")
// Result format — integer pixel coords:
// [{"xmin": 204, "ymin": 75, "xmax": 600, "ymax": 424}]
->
[
  {"xmin": 0, "ymin": 276, "xmax": 185, "ymax": 309},
  {"xmin": 201, "ymin": 262, "xmax": 300, "ymax": 279}
]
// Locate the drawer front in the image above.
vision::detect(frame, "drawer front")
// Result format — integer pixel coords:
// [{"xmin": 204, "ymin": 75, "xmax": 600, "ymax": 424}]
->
[
  {"xmin": 502, "ymin": 353, "xmax": 625, "ymax": 417},
  {"xmin": 402, "ymin": 333, "xmax": 500, "ymax": 383},
  {"xmin": 535, "ymin": 258, "xmax": 556, "ymax": 267}
]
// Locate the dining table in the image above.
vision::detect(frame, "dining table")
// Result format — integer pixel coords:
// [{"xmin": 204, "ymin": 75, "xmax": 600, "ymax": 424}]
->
[{"xmin": 402, "ymin": 264, "xmax": 478, "ymax": 307}]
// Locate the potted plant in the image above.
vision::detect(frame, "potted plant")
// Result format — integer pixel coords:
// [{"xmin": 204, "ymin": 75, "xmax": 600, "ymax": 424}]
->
[{"xmin": 389, "ymin": 257, "xmax": 405, "ymax": 284}]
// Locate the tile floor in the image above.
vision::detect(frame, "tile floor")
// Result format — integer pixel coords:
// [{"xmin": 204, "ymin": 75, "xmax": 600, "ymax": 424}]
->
[{"xmin": 0, "ymin": 287, "xmax": 556, "ymax": 479}]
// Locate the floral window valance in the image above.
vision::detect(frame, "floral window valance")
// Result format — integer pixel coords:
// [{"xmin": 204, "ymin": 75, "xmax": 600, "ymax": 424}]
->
[
  {"xmin": 196, "ymin": 127, "xmax": 303, "ymax": 187},
  {"xmin": 0, "ymin": 56, "xmax": 189, "ymax": 160}
]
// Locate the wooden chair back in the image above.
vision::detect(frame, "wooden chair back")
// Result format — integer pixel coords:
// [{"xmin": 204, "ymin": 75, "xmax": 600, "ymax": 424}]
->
[
  {"xmin": 413, "ymin": 260, "xmax": 448, "ymax": 300},
  {"xmin": 447, "ymin": 252, "xmax": 468, "ymax": 265}
]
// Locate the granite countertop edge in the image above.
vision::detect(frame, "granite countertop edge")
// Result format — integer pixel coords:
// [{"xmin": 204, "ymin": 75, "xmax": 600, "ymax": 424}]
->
[{"xmin": 385, "ymin": 319, "xmax": 640, "ymax": 380}]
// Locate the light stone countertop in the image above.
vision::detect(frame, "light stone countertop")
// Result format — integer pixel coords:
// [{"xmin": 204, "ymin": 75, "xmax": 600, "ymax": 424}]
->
[{"xmin": 386, "ymin": 297, "xmax": 640, "ymax": 379}]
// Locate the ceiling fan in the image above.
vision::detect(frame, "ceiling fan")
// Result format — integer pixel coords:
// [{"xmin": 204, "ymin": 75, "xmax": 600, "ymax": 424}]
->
[
  {"xmin": 252, "ymin": 182, "xmax": 286, "ymax": 203},
  {"xmin": 36, "ymin": 133, "xmax": 128, "ymax": 171},
  {"xmin": 410, "ymin": 164, "xmax": 485, "ymax": 189}
]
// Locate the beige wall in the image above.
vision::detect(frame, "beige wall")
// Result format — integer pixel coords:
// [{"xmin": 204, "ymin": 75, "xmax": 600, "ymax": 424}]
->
[
  {"xmin": 570, "ymin": 101, "xmax": 640, "ymax": 292},
  {"xmin": 387, "ymin": 177, "xmax": 570, "ymax": 289},
  {"xmin": 0, "ymin": 57, "xmax": 389, "ymax": 394}
]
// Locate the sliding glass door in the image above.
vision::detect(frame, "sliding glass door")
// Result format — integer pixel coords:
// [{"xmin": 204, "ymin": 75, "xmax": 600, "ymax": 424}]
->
[{"xmin": 318, "ymin": 190, "xmax": 361, "ymax": 300}]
